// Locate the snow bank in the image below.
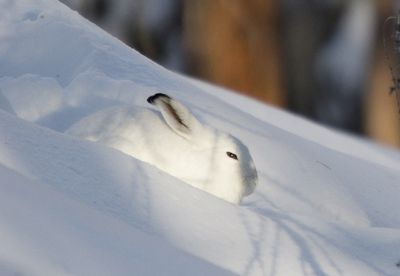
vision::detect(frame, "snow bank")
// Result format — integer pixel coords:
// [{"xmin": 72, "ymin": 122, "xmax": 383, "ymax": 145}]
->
[{"xmin": 0, "ymin": 0, "xmax": 399, "ymax": 275}]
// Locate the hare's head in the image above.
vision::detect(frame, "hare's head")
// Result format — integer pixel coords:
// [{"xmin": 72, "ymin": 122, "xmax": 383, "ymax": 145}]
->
[{"xmin": 148, "ymin": 93, "xmax": 258, "ymax": 204}]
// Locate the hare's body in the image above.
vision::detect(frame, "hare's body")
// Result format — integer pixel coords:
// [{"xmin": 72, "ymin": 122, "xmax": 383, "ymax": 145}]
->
[{"xmin": 66, "ymin": 94, "xmax": 258, "ymax": 204}]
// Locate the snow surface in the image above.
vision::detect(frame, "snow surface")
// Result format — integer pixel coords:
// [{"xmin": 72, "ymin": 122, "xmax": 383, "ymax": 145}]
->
[{"xmin": 0, "ymin": 0, "xmax": 400, "ymax": 275}]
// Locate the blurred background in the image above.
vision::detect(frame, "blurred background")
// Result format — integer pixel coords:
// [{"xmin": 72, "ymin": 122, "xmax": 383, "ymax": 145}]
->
[{"xmin": 60, "ymin": 0, "xmax": 400, "ymax": 147}]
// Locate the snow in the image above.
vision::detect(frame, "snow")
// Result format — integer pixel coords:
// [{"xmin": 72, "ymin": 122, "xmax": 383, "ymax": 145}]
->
[{"xmin": 0, "ymin": 0, "xmax": 400, "ymax": 275}]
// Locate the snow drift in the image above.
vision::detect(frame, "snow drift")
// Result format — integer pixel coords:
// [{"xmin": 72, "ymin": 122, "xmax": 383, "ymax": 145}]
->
[{"xmin": 0, "ymin": 0, "xmax": 399, "ymax": 275}]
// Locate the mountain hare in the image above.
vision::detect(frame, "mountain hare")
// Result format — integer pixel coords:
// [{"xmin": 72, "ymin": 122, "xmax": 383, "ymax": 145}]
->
[{"xmin": 66, "ymin": 93, "xmax": 258, "ymax": 204}]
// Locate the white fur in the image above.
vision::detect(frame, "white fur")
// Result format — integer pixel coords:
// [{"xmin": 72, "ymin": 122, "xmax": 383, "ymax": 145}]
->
[{"xmin": 66, "ymin": 94, "xmax": 258, "ymax": 204}]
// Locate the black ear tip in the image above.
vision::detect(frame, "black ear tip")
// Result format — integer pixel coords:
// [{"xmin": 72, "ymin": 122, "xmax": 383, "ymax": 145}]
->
[{"xmin": 147, "ymin": 93, "xmax": 170, "ymax": 104}]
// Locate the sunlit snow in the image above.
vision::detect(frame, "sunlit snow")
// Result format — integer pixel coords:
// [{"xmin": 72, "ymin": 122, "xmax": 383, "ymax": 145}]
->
[{"xmin": 0, "ymin": 1, "xmax": 399, "ymax": 275}]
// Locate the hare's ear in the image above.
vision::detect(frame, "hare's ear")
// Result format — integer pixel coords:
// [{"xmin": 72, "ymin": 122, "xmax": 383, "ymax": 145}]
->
[{"xmin": 147, "ymin": 93, "xmax": 204, "ymax": 140}]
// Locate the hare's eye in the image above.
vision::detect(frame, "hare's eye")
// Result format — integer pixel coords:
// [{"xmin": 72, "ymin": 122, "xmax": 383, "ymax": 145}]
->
[{"xmin": 226, "ymin": 152, "xmax": 238, "ymax": 160}]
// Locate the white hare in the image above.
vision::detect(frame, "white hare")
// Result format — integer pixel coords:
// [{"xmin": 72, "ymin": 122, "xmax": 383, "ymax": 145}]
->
[{"xmin": 66, "ymin": 93, "xmax": 258, "ymax": 204}]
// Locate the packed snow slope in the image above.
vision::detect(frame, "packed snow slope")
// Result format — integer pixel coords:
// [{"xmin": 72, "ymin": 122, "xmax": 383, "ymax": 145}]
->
[{"xmin": 1, "ymin": 1, "xmax": 400, "ymax": 275}]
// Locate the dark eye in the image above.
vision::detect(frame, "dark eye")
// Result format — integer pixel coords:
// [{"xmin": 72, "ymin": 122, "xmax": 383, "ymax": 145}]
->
[{"xmin": 226, "ymin": 152, "xmax": 238, "ymax": 160}]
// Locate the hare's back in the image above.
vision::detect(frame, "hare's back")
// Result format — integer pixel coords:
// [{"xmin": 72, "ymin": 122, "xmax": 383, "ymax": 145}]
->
[{"xmin": 66, "ymin": 105, "xmax": 162, "ymax": 142}]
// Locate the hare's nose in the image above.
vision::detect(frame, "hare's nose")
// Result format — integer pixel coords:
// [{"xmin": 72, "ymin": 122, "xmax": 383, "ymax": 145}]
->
[
  {"xmin": 252, "ymin": 164, "xmax": 258, "ymax": 186},
  {"xmin": 253, "ymin": 175, "xmax": 258, "ymax": 187}
]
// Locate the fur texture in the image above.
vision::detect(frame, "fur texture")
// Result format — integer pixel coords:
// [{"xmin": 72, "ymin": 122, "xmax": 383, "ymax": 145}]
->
[{"xmin": 66, "ymin": 93, "xmax": 258, "ymax": 204}]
